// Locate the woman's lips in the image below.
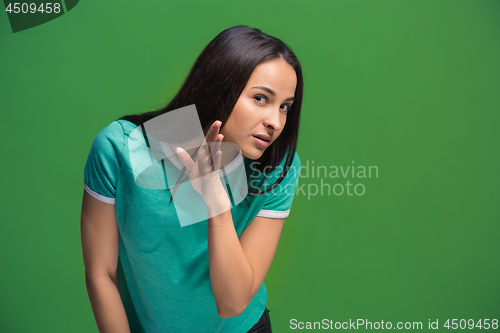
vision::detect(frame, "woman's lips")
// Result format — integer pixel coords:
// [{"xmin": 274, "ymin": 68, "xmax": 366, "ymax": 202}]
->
[{"xmin": 252, "ymin": 135, "xmax": 270, "ymax": 147}]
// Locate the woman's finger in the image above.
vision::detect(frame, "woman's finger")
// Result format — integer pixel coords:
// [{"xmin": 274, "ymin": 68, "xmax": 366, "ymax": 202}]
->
[
  {"xmin": 205, "ymin": 120, "xmax": 221, "ymax": 145},
  {"xmin": 204, "ymin": 123, "xmax": 214, "ymax": 159},
  {"xmin": 176, "ymin": 147, "xmax": 196, "ymax": 174},
  {"xmin": 215, "ymin": 133, "xmax": 223, "ymax": 148},
  {"xmin": 214, "ymin": 134, "xmax": 223, "ymax": 170},
  {"xmin": 208, "ymin": 134, "xmax": 223, "ymax": 171},
  {"xmin": 204, "ymin": 123, "xmax": 212, "ymax": 144},
  {"xmin": 214, "ymin": 150, "xmax": 222, "ymax": 171},
  {"xmin": 197, "ymin": 146, "xmax": 209, "ymax": 167},
  {"xmin": 204, "ymin": 121, "xmax": 220, "ymax": 169},
  {"xmin": 211, "ymin": 121, "xmax": 221, "ymax": 143},
  {"xmin": 204, "ymin": 121, "xmax": 217, "ymax": 144},
  {"xmin": 214, "ymin": 134, "xmax": 223, "ymax": 167}
]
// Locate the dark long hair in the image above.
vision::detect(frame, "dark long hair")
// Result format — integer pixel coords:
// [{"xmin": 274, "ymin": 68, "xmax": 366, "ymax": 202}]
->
[{"xmin": 119, "ymin": 25, "xmax": 303, "ymax": 195}]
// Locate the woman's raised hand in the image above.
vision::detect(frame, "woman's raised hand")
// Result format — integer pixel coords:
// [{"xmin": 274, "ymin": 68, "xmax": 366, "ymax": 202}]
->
[{"xmin": 175, "ymin": 120, "xmax": 227, "ymax": 202}]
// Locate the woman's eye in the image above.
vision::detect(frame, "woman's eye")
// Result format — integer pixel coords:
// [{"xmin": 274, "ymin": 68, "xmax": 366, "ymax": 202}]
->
[
  {"xmin": 281, "ymin": 104, "xmax": 291, "ymax": 112},
  {"xmin": 254, "ymin": 95, "xmax": 266, "ymax": 103}
]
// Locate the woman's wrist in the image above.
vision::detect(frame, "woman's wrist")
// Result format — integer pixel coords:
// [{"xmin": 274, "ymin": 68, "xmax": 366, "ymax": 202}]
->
[{"xmin": 204, "ymin": 183, "xmax": 231, "ymax": 216}]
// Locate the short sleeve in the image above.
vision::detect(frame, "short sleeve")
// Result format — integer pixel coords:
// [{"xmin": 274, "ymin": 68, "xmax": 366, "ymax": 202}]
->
[
  {"xmin": 256, "ymin": 152, "xmax": 301, "ymax": 219},
  {"xmin": 83, "ymin": 121, "xmax": 125, "ymax": 204}
]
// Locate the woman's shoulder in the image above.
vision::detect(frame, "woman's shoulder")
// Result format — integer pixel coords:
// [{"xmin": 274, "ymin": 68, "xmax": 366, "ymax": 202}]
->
[
  {"xmin": 93, "ymin": 119, "xmax": 139, "ymax": 144},
  {"xmin": 87, "ymin": 120, "xmax": 139, "ymax": 163}
]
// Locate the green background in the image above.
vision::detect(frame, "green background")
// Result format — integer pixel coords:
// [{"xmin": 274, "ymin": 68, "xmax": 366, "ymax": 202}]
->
[{"xmin": 1, "ymin": 0, "xmax": 499, "ymax": 332}]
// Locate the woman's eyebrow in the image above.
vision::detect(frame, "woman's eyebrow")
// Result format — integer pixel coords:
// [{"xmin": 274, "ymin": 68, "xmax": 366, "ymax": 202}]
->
[{"xmin": 251, "ymin": 86, "xmax": 294, "ymax": 102}]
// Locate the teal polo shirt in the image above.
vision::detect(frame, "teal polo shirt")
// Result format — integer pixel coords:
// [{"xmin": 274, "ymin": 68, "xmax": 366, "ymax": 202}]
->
[{"xmin": 83, "ymin": 120, "xmax": 300, "ymax": 333}]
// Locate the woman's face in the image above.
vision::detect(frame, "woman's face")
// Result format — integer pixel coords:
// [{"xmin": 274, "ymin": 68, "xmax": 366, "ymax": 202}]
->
[{"xmin": 220, "ymin": 57, "xmax": 297, "ymax": 160}]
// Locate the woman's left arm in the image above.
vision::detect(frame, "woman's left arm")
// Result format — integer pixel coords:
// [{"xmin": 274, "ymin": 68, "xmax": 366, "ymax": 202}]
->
[
  {"xmin": 176, "ymin": 120, "xmax": 288, "ymax": 317},
  {"xmin": 207, "ymin": 208, "xmax": 285, "ymax": 318}
]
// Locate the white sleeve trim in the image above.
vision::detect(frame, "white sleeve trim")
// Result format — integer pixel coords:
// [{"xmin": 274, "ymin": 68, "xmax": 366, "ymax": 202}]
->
[
  {"xmin": 256, "ymin": 209, "xmax": 290, "ymax": 219},
  {"xmin": 84, "ymin": 182, "xmax": 115, "ymax": 204}
]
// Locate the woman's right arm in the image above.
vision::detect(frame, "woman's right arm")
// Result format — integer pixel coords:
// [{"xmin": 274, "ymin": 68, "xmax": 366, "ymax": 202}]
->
[{"xmin": 81, "ymin": 190, "xmax": 131, "ymax": 333}]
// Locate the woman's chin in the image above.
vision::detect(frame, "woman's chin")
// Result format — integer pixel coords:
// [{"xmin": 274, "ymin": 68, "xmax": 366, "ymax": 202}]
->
[{"xmin": 241, "ymin": 147, "xmax": 265, "ymax": 160}]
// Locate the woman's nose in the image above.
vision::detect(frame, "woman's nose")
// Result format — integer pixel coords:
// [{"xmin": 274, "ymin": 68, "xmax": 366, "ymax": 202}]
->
[{"xmin": 263, "ymin": 108, "xmax": 283, "ymax": 131}]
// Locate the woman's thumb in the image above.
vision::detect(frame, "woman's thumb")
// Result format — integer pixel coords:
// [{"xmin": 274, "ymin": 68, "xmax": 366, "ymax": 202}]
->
[{"xmin": 176, "ymin": 147, "xmax": 195, "ymax": 172}]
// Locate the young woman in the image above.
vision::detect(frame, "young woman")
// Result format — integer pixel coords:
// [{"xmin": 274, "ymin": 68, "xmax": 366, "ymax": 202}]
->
[{"xmin": 81, "ymin": 25, "xmax": 303, "ymax": 333}]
